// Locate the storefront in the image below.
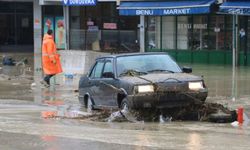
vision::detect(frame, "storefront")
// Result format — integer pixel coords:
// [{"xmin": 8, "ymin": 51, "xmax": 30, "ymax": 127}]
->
[
  {"xmin": 118, "ymin": 0, "xmax": 250, "ymax": 66},
  {"xmin": 0, "ymin": 1, "xmax": 34, "ymax": 52},
  {"xmin": 5, "ymin": 0, "xmax": 249, "ymax": 66},
  {"xmin": 219, "ymin": 0, "xmax": 250, "ymax": 65},
  {"xmin": 68, "ymin": 1, "xmax": 139, "ymax": 53},
  {"xmin": 39, "ymin": 0, "xmax": 140, "ymax": 53}
]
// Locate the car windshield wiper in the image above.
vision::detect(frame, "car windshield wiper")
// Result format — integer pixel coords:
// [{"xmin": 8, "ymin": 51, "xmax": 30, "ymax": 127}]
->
[
  {"xmin": 119, "ymin": 69, "xmax": 148, "ymax": 77},
  {"xmin": 147, "ymin": 69, "xmax": 174, "ymax": 73}
]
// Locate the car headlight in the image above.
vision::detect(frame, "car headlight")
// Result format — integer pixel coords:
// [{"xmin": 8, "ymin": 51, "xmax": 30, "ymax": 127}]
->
[
  {"xmin": 189, "ymin": 82, "xmax": 204, "ymax": 91},
  {"xmin": 136, "ymin": 85, "xmax": 154, "ymax": 93}
]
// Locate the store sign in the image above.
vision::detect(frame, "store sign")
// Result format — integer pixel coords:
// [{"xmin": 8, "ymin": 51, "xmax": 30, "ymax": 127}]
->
[
  {"xmin": 135, "ymin": 9, "xmax": 191, "ymax": 15},
  {"xmin": 227, "ymin": 9, "xmax": 244, "ymax": 14},
  {"xmin": 62, "ymin": 0, "xmax": 96, "ymax": 6},
  {"xmin": 103, "ymin": 23, "xmax": 117, "ymax": 29},
  {"xmin": 120, "ymin": 7, "xmax": 210, "ymax": 16}
]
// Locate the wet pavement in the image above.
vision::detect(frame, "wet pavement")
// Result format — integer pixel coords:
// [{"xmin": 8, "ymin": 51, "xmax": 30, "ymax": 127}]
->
[{"xmin": 0, "ymin": 53, "xmax": 250, "ymax": 149}]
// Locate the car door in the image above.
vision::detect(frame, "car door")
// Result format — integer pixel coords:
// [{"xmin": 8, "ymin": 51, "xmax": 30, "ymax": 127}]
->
[
  {"xmin": 98, "ymin": 58, "xmax": 118, "ymax": 107},
  {"xmin": 88, "ymin": 59, "xmax": 105, "ymax": 105}
]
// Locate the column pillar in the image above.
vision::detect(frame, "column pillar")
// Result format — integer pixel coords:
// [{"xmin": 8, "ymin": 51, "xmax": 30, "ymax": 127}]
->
[
  {"xmin": 140, "ymin": 15, "xmax": 145, "ymax": 52},
  {"xmin": 33, "ymin": 1, "xmax": 42, "ymax": 72},
  {"xmin": 33, "ymin": 0, "xmax": 43, "ymax": 103}
]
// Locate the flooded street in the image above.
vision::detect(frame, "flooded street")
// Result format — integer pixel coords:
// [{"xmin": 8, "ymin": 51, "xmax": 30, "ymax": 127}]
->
[{"xmin": 0, "ymin": 53, "xmax": 250, "ymax": 149}]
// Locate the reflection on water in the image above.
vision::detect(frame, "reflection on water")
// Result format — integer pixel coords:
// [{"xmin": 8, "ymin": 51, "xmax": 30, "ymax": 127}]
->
[
  {"xmin": 185, "ymin": 64, "xmax": 250, "ymax": 98},
  {"xmin": 186, "ymin": 133, "xmax": 202, "ymax": 150}
]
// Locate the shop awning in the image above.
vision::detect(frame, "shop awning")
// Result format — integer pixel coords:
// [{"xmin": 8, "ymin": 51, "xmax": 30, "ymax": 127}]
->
[
  {"xmin": 118, "ymin": 0, "xmax": 216, "ymax": 16},
  {"xmin": 219, "ymin": 1, "xmax": 250, "ymax": 15}
]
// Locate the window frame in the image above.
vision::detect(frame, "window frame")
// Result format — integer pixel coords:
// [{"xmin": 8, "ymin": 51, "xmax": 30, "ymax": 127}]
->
[{"xmin": 89, "ymin": 59, "xmax": 105, "ymax": 79}]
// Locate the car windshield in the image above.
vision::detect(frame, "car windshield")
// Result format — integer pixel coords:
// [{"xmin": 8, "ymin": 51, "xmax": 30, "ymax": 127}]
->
[{"xmin": 116, "ymin": 54, "xmax": 182, "ymax": 76}]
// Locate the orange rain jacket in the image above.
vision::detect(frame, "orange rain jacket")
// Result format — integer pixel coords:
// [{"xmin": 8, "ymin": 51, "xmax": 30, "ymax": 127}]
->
[{"xmin": 42, "ymin": 34, "xmax": 63, "ymax": 75}]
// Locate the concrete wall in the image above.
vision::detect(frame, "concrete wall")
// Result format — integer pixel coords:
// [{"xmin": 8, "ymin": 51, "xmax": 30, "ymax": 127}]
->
[{"xmin": 59, "ymin": 50, "xmax": 111, "ymax": 75}]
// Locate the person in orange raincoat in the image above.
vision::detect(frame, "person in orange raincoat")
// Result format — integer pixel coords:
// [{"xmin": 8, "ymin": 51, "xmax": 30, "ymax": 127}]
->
[{"xmin": 41, "ymin": 29, "xmax": 62, "ymax": 87}]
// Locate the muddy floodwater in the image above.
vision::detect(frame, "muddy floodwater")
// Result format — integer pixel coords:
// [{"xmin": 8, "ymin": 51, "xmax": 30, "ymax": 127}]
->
[{"xmin": 0, "ymin": 53, "xmax": 250, "ymax": 149}]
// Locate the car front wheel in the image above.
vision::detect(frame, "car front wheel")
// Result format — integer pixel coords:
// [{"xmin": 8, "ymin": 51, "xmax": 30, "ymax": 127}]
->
[{"xmin": 121, "ymin": 98, "xmax": 130, "ymax": 111}]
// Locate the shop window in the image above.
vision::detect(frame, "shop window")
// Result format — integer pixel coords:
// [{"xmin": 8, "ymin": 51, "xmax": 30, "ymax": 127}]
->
[
  {"xmin": 42, "ymin": 6, "xmax": 64, "ymax": 49},
  {"xmin": 177, "ymin": 16, "xmax": 192, "ymax": 50},
  {"xmin": 69, "ymin": 2, "xmax": 139, "ymax": 53},
  {"xmin": 43, "ymin": 6, "xmax": 63, "ymax": 16},
  {"xmin": 15, "ymin": 2, "xmax": 33, "ymax": 13},
  {"xmin": 247, "ymin": 17, "xmax": 250, "ymax": 52},
  {"xmin": 102, "ymin": 17, "xmax": 118, "ymax": 51},
  {"xmin": 177, "ymin": 16, "xmax": 208, "ymax": 50},
  {"xmin": 16, "ymin": 14, "xmax": 33, "ymax": 45},
  {"xmin": 69, "ymin": 7, "xmax": 85, "ymax": 49},
  {"xmin": 239, "ymin": 16, "xmax": 247, "ymax": 52},
  {"xmin": 192, "ymin": 16, "xmax": 208, "ymax": 50},
  {"xmin": 102, "ymin": 3, "xmax": 118, "ymax": 18},
  {"xmin": 146, "ymin": 16, "xmax": 160, "ymax": 50},
  {"xmin": 225, "ymin": 16, "xmax": 233, "ymax": 50},
  {"xmin": 209, "ymin": 15, "xmax": 225, "ymax": 50},
  {"xmin": 86, "ymin": 4, "xmax": 103, "ymax": 51},
  {"xmin": 0, "ymin": 2, "xmax": 33, "ymax": 48},
  {"xmin": 0, "ymin": 2, "xmax": 15, "ymax": 13},
  {"xmin": 0, "ymin": 14, "xmax": 15, "ymax": 45},
  {"xmin": 119, "ymin": 16, "xmax": 139, "ymax": 52},
  {"xmin": 162, "ymin": 16, "xmax": 176, "ymax": 50}
]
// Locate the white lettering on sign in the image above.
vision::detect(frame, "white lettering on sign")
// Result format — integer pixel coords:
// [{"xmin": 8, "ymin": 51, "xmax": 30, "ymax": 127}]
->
[
  {"xmin": 63, "ymin": 0, "xmax": 68, "ymax": 4},
  {"xmin": 178, "ymin": 23, "xmax": 207, "ymax": 29},
  {"xmin": 163, "ymin": 8, "xmax": 190, "ymax": 15},
  {"xmin": 136, "ymin": 10, "xmax": 154, "ymax": 15},
  {"xmin": 228, "ymin": 8, "xmax": 244, "ymax": 15},
  {"xmin": 64, "ymin": 0, "xmax": 96, "ymax": 5},
  {"xmin": 193, "ymin": 24, "xmax": 207, "ymax": 29},
  {"xmin": 178, "ymin": 24, "xmax": 192, "ymax": 29}
]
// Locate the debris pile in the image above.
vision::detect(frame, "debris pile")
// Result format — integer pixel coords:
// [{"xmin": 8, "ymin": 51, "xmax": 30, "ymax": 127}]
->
[
  {"xmin": 2, "ymin": 56, "xmax": 28, "ymax": 66},
  {"xmin": 105, "ymin": 102, "xmax": 237, "ymax": 123},
  {"xmin": 40, "ymin": 102, "xmax": 238, "ymax": 124}
]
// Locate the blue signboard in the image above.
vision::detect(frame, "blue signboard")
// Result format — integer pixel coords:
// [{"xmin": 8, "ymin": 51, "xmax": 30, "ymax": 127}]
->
[
  {"xmin": 219, "ymin": 1, "xmax": 250, "ymax": 15},
  {"xmin": 118, "ymin": 0, "xmax": 215, "ymax": 16},
  {"xmin": 120, "ymin": 7, "xmax": 210, "ymax": 16},
  {"xmin": 62, "ymin": 0, "xmax": 96, "ymax": 6}
]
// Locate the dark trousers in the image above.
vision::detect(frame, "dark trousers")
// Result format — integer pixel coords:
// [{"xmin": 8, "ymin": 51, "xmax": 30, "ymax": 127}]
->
[{"xmin": 44, "ymin": 74, "xmax": 55, "ymax": 85}]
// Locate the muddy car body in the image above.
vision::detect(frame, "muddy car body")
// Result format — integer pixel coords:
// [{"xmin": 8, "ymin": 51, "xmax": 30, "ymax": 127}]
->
[{"xmin": 78, "ymin": 52, "xmax": 208, "ymax": 110}]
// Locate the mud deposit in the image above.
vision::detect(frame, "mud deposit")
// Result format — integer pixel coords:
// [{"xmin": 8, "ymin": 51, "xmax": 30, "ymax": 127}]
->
[
  {"xmin": 0, "ymin": 53, "xmax": 34, "ymax": 100},
  {"xmin": 40, "ymin": 102, "xmax": 237, "ymax": 124}
]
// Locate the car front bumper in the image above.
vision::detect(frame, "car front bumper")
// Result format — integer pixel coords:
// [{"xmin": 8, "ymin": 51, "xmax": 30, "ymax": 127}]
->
[{"xmin": 127, "ymin": 89, "xmax": 208, "ymax": 109}]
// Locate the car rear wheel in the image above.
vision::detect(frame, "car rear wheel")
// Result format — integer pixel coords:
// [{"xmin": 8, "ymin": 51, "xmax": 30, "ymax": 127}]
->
[{"xmin": 85, "ymin": 96, "xmax": 94, "ymax": 111}]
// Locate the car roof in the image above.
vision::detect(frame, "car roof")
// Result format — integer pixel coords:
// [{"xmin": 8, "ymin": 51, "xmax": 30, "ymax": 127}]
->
[{"xmin": 96, "ymin": 52, "xmax": 169, "ymax": 60}]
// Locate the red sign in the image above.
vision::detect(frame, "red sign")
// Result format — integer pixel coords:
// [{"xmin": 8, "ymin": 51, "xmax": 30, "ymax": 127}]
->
[{"xmin": 103, "ymin": 23, "xmax": 117, "ymax": 29}]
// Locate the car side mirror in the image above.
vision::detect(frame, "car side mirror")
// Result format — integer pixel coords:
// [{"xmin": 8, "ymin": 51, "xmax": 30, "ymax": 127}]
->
[
  {"xmin": 182, "ymin": 66, "xmax": 192, "ymax": 73},
  {"xmin": 102, "ymin": 72, "xmax": 115, "ymax": 78}
]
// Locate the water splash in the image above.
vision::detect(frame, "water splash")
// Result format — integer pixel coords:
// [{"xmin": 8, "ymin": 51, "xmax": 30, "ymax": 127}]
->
[{"xmin": 159, "ymin": 114, "xmax": 172, "ymax": 123}]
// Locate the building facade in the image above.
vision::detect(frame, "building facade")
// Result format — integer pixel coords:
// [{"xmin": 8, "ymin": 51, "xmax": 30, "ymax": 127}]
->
[
  {"xmin": 118, "ymin": 0, "xmax": 250, "ymax": 66},
  {"xmin": 1, "ymin": 0, "xmax": 250, "ymax": 66}
]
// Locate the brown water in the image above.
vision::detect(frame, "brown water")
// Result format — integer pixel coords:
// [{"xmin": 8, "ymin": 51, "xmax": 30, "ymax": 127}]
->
[
  {"xmin": 190, "ymin": 64, "xmax": 250, "ymax": 98},
  {"xmin": 0, "ymin": 53, "xmax": 250, "ymax": 150}
]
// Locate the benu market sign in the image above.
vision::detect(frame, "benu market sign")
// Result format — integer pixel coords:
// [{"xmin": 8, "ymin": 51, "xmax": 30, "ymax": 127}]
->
[{"xmin": 62, "ymin": 0, "xmax": 96, "ymax": 6}]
